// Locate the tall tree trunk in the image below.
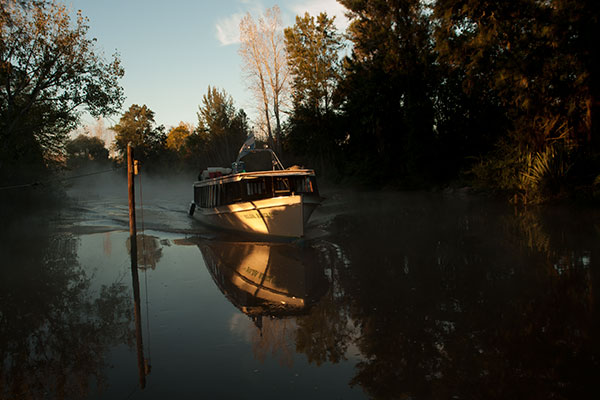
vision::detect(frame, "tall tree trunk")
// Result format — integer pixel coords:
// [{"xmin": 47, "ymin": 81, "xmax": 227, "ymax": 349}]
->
[
  {"xmin": 261, "ymin": 80, "xmax": 274, "ymax": 149},
  {"xmin": 273, "ymin": 98, "xmax": 281, "ymax": 154}
]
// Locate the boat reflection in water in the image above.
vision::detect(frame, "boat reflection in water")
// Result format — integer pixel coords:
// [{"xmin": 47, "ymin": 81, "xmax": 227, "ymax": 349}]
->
[{"xmin": 198, "ymin": 240, "xmax": 329, "ymax": 325}]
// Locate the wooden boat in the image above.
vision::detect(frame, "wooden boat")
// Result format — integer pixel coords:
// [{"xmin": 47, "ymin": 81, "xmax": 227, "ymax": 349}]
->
[{"xmin": 188, "ymin": 136, "xmax": 321, "ymax": 238}]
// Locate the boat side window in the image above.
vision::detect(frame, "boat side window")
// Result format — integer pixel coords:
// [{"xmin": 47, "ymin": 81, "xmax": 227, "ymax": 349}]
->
[
  {"xmin": 288, "ymin": 176, "xmax": 318, "ymax": 195},
  {"xmin": 203, "ymin": 184, "xmax": 220, "ymax": 208},
  {"xmin": 274, "ymin": 177, "xmax": 290, "ymax": 194},
  {"xmin": 222, "ymin": 181, "xmax": 242, "ymax": 205},
  {"xmin": 194, "ymin": 186, "xmax": 201, "ymax": 205},
  {"xmin": 244, "ymin": 178, "xmax": 267, "ymax": 199},
  {"xmin": 308, "ymin": 176, "xmax": 318, "ymax": 195},
  {"xmin": 199, "ymin": 186, "xmax": 209, "ymax": 208}
]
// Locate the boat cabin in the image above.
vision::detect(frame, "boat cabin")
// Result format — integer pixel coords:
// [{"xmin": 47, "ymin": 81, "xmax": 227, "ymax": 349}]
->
[{"xmin": 194, "ymin": 172, "xmax": 319, "ymax": 209}]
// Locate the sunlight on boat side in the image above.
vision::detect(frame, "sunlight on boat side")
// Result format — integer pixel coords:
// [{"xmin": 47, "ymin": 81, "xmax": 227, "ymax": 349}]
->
[{"xmin": 200, "ymin": 196, "xmax": 308, "ymax": 237}]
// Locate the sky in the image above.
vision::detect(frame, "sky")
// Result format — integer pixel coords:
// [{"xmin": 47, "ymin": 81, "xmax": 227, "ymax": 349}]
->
[{"xmin": 67, "ymin": 0, "xmax": 349, "ymax": 131}]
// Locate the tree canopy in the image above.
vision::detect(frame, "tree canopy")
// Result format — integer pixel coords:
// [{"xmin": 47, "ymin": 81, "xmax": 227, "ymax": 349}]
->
[
  {"xmin": 434, "ymin": 0, "xmax": 597, "ymax": 151},
  {"xmin": 195, "ymin": 86, "xmax": 250, "ymax": 168},
  {"xmin": 337, "ymin": 0, "xmax": 437, "ymax": 182},
  {"xmin": 283, "ymin": 12, "xmax": 344, "ymax": 172},
  {"xmin": 166, "ymin": 122, "xmax": 193, "ymax": 154},
  {"xmin": 65, "ymin": 134, "xmax": 108, "ymax": 168},
  {"xmin": 111, "ymin": 104, "xmax": 165, "ymax": 162},
  {"xmin": 276, "ymin": 0, "xmax": 599, "ymax": 201},
  {"xmin": 284, "ymin": 12, "xmax": 342, "ymax": 115},
  {"xmin": 0, "ymin": 0, "xmax": 124, "ymax": 182},
  {"xmin": 5, "ymin": 0, "xmax": 597, "ymax": 203}
]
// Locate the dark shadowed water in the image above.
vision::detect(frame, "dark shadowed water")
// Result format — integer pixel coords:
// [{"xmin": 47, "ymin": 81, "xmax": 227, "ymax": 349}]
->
[{"xmin": 1, "ymin": 170, "xmax": 599, "ymax": 399}]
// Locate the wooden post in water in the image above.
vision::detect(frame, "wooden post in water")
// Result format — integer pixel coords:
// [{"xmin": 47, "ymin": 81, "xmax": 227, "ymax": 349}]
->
[{"xmin": 128, "ymin": 143, "xmax": 146, "ymax": 389}]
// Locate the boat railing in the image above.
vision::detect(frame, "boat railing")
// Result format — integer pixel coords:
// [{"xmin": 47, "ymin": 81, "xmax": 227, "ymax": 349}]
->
[{"xmin": 234, "ymin": 148, "xmax": 285, "ymax": 172}]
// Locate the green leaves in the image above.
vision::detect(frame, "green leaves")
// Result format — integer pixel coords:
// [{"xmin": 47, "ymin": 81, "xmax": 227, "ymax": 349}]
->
[
  {"xmin": 0, "ymin": 0, "xmax": 124, "ymax": 181},
  {"xmin": 434, "ymin": 0, "xmax": 595, "ymax": 151},
  {"xmin": 284, "ymin": 12, "xmax": 343, "ymax": 114},
  {"xmin": 111, "ymin": 104, "xmax": 165, "ymax": 162},
  {"xmin": 195, "ymin": 86, "xmax": 250, "ymax": 167}
]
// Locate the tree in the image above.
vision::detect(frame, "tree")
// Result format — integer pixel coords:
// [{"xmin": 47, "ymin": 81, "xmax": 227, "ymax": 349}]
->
[
  {"xmin": 338, "ymin": 0, "xmax": 437, "ymax": 182},
  {"xmin": 284, "ymin": 12, "xmax": 343, "ymax": 115},
  {"xmin": 111, "ymin": 104, "xmax": 166, "ymax": 162},
  {"xmin": 195, "ymin": 86, "xmax": 250, "ymax": 167},
  {"xmin": 65, "ymin": 134, "xmax": 108, "ymax": 168},
  {"xmin": 0, "ymin": 0, "xmax": 124, "ymax": 182},
  {"xmin": 434, "ymin": 0, "xmax": 594, "ymax": 151},
  {"xmin": 433, "ymin": 0, "xmax": 599, "ymax": 201},
  {"xmin": 166, "ymin": 122, "xmax": 193, "ymax": 153},
  {"xmin": 283, "ymin": 12, "xmax": 344, "ymax": 171},
  {"xmin": 239, "ymin": 6, "xmax": 288, "ymax": 153}
]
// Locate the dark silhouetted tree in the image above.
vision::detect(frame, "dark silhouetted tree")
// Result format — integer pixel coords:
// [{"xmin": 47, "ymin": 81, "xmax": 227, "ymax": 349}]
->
[
  {"xmin": 0, "ymin": 0, "xmax": 124, "ymax": 183},
  {"xmin": 338, "ymin": 0, "xmax": 437, "ymax": 184},
  {"xmin": 65, "ymin": 134, "xmax": 108, "ymax": 168},
  {"xmin": 433, "ymin": 0, "xmax": 599, "ymax": 201}
]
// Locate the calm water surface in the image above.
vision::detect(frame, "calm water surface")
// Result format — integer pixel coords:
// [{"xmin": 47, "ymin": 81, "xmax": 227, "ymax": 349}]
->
[{"xmin": 1, "ymin": 172, "xmax": 599, "ymax": 399}]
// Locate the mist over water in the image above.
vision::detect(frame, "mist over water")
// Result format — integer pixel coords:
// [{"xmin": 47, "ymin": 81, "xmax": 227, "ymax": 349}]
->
[
  {"xmin": 61, "ymin": 168, "xmax": 203, "ymax": 234},
  {"xmin": 1, "ymin": 169, "xmax": 599, "ymax": 399}
]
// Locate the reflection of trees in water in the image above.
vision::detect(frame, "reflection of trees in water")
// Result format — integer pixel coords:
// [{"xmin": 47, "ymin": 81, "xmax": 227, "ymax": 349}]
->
[
  {"xmin": 0, "ymin": 222, "xmax": 133, "ymax": 399},
  {"xmin": 506, "ymin": 207, "xmax": 596, "ymax": 275},
  {"xmin": 194, "ymin": 194, "xmax": 597, "ymax": 398},
  {"xmin": 246, "ymin": 239, "xmax": 361, "ymax": 368},
  {"xmin": 126, "ymin": 234, "xmax": 163, "ymax": 269},
  {"xmin": 200, "ymin": 239, "xmax": 336, "ymax": 368},
  {"xmin": 296, "ymin": 194, "xmax": 599, "ymax": 399},
  {"xmin": 295, "ymin": 241, "xmax": 357, "ymax": 366},
  {"xmin": 237, "ymin": 240, "xmax": 358, "ymax": 368},
  {"xmin": 251, "ymin": 318, "xmax": 297, "ymax": 368},
  {"xmin": 245, "ymin": 242, "xmax": 357, "ymax": 368}
]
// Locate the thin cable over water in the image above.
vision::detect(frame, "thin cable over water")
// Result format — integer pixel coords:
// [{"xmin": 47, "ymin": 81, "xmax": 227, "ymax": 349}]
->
[{"xmin": 0, "ymin": 167, "xmax": 123, "ymax": 191}]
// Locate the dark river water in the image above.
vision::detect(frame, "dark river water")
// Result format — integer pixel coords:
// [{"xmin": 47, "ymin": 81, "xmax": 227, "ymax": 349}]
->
[{"xmin": 1, "ymin": 170, "xmax": 599, "ymax": 399}]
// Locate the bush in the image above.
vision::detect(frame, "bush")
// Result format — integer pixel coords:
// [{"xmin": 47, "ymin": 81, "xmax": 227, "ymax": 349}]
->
[{"xmin": 470, "ymin": 140, "xmax": 575, "ymax": 204}]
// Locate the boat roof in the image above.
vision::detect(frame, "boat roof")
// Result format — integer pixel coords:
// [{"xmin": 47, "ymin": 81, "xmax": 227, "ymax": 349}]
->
[{"xmin": 194, "ymin": 168, "xmax": 316, "ymax": 186}]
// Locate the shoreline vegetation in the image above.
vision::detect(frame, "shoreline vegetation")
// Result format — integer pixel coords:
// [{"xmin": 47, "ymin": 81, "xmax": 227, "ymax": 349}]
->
[{"xmin": 1, "ymin": 0, "xmax": 598, "ymax": 207}]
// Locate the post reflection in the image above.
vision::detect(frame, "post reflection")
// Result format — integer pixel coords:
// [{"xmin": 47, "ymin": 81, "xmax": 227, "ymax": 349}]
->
[
  {"xmin": 126, "ymin": 234, "xmax": 163, "ymax": 270},
  {"xmin": 125, "ymin": 235, "xmax": 160, "ymax": 388}
]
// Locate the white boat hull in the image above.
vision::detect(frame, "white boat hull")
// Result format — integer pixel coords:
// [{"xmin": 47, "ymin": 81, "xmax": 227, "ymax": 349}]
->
[{"xmin": 193, "ymin": 194, "xmax": 319, "ymax": 238}]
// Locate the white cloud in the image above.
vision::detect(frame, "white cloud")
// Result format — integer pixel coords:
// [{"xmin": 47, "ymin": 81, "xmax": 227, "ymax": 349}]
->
[
  {"xmin": 215, "ymin": 12, "xmax": 245, "ymax": 46},
  {"xmin": 289, "ymin": 0, "xmax": 350, "ymax": 31},
  {"xmin": 228, "ymin": 313, "xmax": 254, "ymax": 341},
  {"xmin": 215, "ymin": 0, "xmax": 351, "ymax": 47},
  {"xmin": 215, "ymin": 1, "xmax": 265, "ymax": 46}
]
